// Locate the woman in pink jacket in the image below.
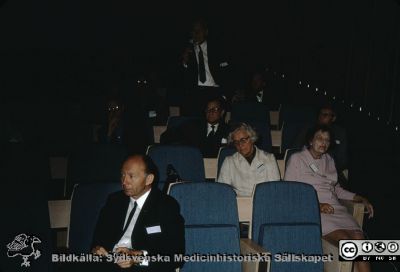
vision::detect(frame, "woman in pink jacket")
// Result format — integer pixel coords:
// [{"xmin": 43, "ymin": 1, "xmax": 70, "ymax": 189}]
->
[{"xmin": 284, "ymin": 124, "xmax": 374, "ymax": 272}]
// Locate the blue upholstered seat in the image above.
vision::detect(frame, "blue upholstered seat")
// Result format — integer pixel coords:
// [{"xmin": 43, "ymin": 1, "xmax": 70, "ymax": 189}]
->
[
  {"xmin": 216, "ymin": 146, "xmax": 236, "ymax": 179},
  {"xmin": 252, "ymin": 181, "xmax": 323, "ymax": 272},
  {"xmin": 169, "ymin": 182, "xmax": 242, "ymax": 272},
  {"xmin": 147, "ymin": 145, "xmax": 205, "ymax": 190},
  {"xmin": 68, "ymin": 182, "xmax": 122, "ymax": 253}
]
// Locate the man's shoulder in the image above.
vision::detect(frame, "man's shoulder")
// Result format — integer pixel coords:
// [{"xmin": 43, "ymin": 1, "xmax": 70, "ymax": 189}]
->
[{"xmin": 149, "ymin": 188, "xmax": 180, "ymax": 209}]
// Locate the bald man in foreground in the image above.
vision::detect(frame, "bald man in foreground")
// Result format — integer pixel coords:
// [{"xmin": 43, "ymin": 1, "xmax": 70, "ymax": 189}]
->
[{"xmin": 91, "ymin": 155, "xmax": 185, "ymax": 271}]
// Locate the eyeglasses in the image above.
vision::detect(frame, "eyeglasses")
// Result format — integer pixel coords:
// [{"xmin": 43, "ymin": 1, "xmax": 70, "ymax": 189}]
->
[
  {"xmin": 205, "ymin": 107, "xmax": 220, "ymax": 113},
  {"xmin": 108, "ymin": 105, "xmax": 121, "ymax": 112},
  {"xmin": 233, "ymin": 136, "xmax": 250, "ymax": 146}
]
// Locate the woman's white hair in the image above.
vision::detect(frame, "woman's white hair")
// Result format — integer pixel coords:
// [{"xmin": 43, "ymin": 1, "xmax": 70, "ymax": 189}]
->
[{"xmin": 228, "ymin": 122, "xmax": 258, "ymax": 144}]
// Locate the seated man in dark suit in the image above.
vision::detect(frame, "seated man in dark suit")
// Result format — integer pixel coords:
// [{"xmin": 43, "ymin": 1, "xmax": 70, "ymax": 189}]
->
[
  {"xmin": 160, "ymin": 96, "xmax": 229, "ymax": 158},
  {"xmin": 91, "ymin": 155, "xmax": 185, "ymax": 271},
  {"xmin": 232, "ymin": 68, "xmax": 280, "ymax": 109},
  {"xmin": 201, "ymin": 96, "xmax": 229, "ymax": 157}
]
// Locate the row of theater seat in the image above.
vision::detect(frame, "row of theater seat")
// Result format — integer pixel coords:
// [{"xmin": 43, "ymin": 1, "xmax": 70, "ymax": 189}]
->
[
  {"xmin": 66, "ymin": 180, "xmax": 363, "ymax": 272},
  {"xmin": 155, "ymin": 103, "xmax": 318, "ymax": 154},
  {"xmin": 67, "ymin": 181, "xmax": 323, "ymax": 272},
  {"xmin": 59, "ymin": 143, "xmax": 300, "ymax": 197},
  {"xmin": 59, "ymin": 102, "xmax": 322, "ymax": 197},
  {"xmin": 42, "ymin": 179, "xmax": 363, "ymax": 272}
]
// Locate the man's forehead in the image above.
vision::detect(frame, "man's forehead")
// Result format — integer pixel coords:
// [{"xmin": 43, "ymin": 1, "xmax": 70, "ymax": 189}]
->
[
  {"xmin": 193, "ymin": 22, "xmax": 206, "ymax": 30},
  {"xmin": 207, "ymin": 101, "xmax": 219, "ymax": 108},
  {"xmin": 320, "ymin": 108, "xmax": 333, "ymax": 114},
  {"xmin": 122, "ymin": 158, "xmax": 146, "ymax": 170}
]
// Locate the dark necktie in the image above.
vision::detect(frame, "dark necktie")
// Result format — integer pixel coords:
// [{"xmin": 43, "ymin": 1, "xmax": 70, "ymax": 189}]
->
[
  {"xmin": 208, "ymin": 125, "xmax": 216, "ymax": 137},
  {"xmin": 122, "ymin": 201, "xmax": 137, "ymax": 235},
  {"xmin": 198, "ymin": 45, "xmax": 206, "ymax": 83}
]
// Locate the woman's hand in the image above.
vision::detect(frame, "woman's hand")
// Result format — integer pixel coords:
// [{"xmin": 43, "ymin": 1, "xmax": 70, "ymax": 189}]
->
[
  {"xmin": 319, "ymin": 203, "xmax": 334, "ymax": 214},
  {"xmin": 354, "ymin": 195, "xmax": 374, "ymax": 219}
]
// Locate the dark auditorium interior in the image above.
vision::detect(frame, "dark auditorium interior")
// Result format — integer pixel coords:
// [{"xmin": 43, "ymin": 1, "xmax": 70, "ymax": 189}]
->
[{"xmin": 1, "ymin": 0, "xmax": 400, "ymax": 271}]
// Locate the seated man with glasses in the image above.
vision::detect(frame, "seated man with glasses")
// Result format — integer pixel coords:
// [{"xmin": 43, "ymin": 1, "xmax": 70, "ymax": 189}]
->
[
  {"xmin": 217, "ymin": 122, "xmax": 281, "ymax": 196},
  {"xmin": 200, "ymin": 97, "xmax": 229, "ymax": 157},
  {"xmin": 160, "ymin": 96, "xmax": 229, "ymax": 158}
]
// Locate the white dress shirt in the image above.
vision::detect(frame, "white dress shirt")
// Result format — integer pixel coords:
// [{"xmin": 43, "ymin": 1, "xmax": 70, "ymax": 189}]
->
[
  {"xmin": 256, "ymin": 90, "xmax": 264, "ymax": 103},
  {"xmin": 207, "ymin": 123, "xmax": 219, "ymax": 136},
  {"xmin": 194, "ymin": 41, "xmax": 219, "ymax": 87},
  {"xmin": 113, "ymin": 189, "xmax": 151, "ymax": 250}
]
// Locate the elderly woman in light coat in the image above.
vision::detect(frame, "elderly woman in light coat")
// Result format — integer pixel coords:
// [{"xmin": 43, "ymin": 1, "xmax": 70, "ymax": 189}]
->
[{"xmin": 217, "ymin": 123, "xmax": 281, "ymax": 196}]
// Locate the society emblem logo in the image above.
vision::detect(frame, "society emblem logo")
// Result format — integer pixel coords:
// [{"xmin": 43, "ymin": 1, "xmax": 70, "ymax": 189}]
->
[
  {"xmin": 387, "ymin": 242, "xmax": 399, "ymax": 253},
  {"xmin": 361, "ymin": 242, "xmax": 373, "ymax": 253},
  {"xmin": 340, "ymin": 242, "xmax": 358, "ymax": 260},
  {"xmin": 6, "ymin": 233, "xmax": 42, "ymax": 267},
  {"xmin": 374, "ymin": 242, "xmax": 386, "ymax": 253}
]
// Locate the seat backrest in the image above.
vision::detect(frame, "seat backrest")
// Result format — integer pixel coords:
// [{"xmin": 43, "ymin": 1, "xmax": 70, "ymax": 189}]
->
[
  {"xmin": 169, "ymin": 182, "xmax": 242, "ymax": 272},
  {"xmin": 68, "ymin": 182, "xmax": 122, "ymax": 253},
  {"xmin": 252, "ymin": 181, "xmax": 323, "ymax": 272},
  {"xmin": 66, "ymin": 143, "xmax": 127, "ymax": 196},
  {"xmin": 284, "ymin": 147, "xmax": 302, "ymax": 169},
  {"xmin": 249, "ymin": 121, "xmax": 272, "ymax": 152},
  {"xmin": 281, "ymin": 122, "xmax": 311, "ymax": 154},
  {"xmin": 147, "ymin": 145, "xmax": 205, "ymax": 190},
  {"xmin": 279, "ymin": 104, "xmax": 316, "ymax": 129},
  {"xmin": 166, "ymin": 116, "xmax": 201, "ymax": 129},
  {"xmin": 231, "ymin": 101, "xmax": 270, "ymax": 124},
  {"xmin": 217, "ymin": 146, "xmax": 237, "ymax": 179}
]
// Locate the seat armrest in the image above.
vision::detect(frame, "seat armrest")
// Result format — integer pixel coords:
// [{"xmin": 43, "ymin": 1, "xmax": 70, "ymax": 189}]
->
[
  {"xmin": 240, "ymin": 238, "xmax": 270, "ymax": 272},
  {"xmin": 339, "ymin": 199, "xmax": 365, "ymax": 227},
  {"xmin": 322, "ymin": 239, "xmax": 353, "ymax": 272},
  {"xmin": 153, "ymin": 126, "xmax": 167, "ymax": 143}
]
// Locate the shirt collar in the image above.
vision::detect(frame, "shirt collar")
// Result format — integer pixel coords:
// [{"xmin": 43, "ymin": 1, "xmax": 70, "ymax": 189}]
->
[
  {"xmin": 238, "ymin": 145, "xmax": 259, "ymax": 162},
  {"xmin": 208, "ymin": 123, "xmax": 219, "ymax": 129},
  {"xmin": 196, "ymin": 40, "xmax": 207, "ymax": 51},
  {"xmin": 245, "ymin": 146, "xmax": 257, "ymax": 164},
  {"xmin": 130, "ymin": 189, "xmax": 151, "ymax": 209}
]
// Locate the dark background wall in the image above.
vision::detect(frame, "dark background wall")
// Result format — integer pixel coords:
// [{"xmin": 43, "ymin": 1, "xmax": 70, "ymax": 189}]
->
[{"xmin": 1, "ymin": 1, "xmax": 400, "ymax": 269}]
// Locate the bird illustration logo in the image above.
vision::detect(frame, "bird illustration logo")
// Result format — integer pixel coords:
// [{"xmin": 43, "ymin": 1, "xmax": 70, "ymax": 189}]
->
[{"xmin": 6, "ymin": 233, "xmax": 42, "ymax": 267}]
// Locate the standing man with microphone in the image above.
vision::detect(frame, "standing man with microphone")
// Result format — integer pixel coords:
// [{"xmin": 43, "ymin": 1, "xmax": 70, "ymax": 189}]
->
[{"xmin": 180, "ymin": 18, "xmax": 233, "ymax": 116}]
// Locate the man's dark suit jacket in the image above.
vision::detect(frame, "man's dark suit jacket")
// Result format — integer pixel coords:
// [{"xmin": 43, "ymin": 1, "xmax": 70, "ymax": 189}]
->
[
  {"xmin": 201, "ymin": 122, "xmax": 229, "ymax": 158},
  {"xmin": 182, "ymin": 40, "xmax": 232, "ymax": 91},
  {"xmin": 91, "ymin": 188, "xmax": 185, "ymax": 272},
  {"xmin": 159, "ymin": 120, "xmax": 229, "ymax": 158}
]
